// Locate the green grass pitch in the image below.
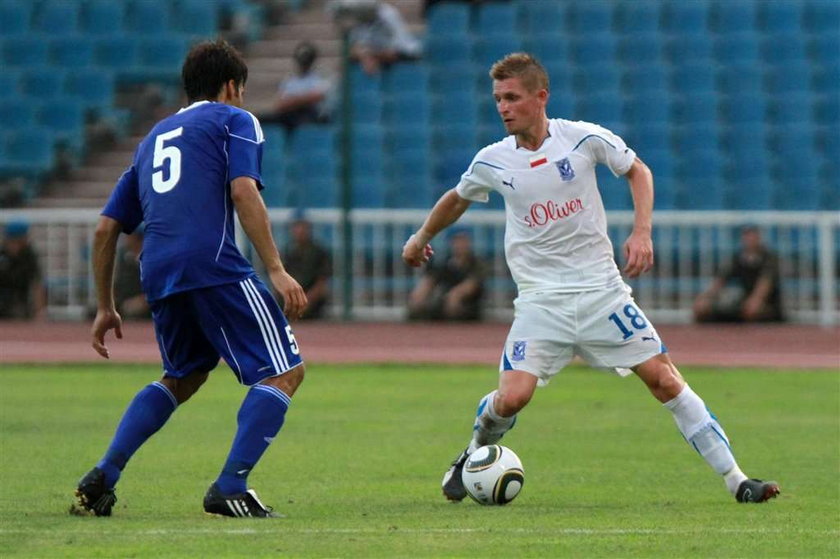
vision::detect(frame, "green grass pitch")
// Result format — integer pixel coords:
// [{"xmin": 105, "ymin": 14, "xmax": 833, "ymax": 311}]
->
[{"xmin": 1, "ymin": 363, "xmax": 837, "ymax": 558}]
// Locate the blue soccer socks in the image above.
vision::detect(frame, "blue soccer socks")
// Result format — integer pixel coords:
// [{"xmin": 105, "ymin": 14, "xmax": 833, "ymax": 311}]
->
[
  {"xmin": 215, "ymin": 384, "xmax": 290, "ymax": 495},
  {"xmin": 97, "ymin": 382, "xmax": 178, "ymax": 488}
]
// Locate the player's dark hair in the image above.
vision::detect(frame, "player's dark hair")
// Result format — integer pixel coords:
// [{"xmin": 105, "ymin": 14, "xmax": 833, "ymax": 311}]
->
[
  {"xmin": 490, "ymin": 53, "xmax": 549, "ymax": 93},
  {"xmin": 182, "ymin": 39, "xmax": 248, "ymax": 103}
]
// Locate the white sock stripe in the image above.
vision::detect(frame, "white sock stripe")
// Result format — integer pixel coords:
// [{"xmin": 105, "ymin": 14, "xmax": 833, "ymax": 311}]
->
[
  {"xmin": 245, "ymin": 278, "xmax": 289, "ymax": 371},
  {"xmin": 151, "ymin": 382, "xmax": 178, "ymax": 409},
  {"xmin": 253, "ymin": 384, "xmax": 291, "ymax": 407},
  {"xmin": 242, "ymin": 279, "xmax": 287, "ymax": 372},
  {"xmin": 240, "ymin": 281, "xmax": 281, "ymax": 373},
  {"xmin": 219, "ymin": 326, "xmax": 242, "ymax": 380}
]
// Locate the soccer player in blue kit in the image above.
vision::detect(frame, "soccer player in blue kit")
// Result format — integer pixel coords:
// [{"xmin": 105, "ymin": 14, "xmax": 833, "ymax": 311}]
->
[{"xmin": 72, "ymin": 40, "xmax": 306, "ymax": 518}]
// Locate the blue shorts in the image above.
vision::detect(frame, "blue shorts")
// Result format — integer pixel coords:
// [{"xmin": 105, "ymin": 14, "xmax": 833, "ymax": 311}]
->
[{"xmin": 149, "ymin": 275, "xmax": 303, "ymax": 385}]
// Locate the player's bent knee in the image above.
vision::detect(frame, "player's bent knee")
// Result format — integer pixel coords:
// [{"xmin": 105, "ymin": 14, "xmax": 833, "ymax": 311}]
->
[
  {"xmin": 260, "ymin": 363, "xmax": 305, "ymax": 397},
  {"xmin": 496, "ymin": 389, "xmax": 532, "ymax": 417},
  {"xmin": 161, "ymin": 370, "xmax": 209, "ymax": 404}
]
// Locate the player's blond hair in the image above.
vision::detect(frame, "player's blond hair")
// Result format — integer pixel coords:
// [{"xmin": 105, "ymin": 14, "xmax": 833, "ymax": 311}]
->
[{"xmin": 489, "ymin": 53, "xmax": 549, "ymax": 93}]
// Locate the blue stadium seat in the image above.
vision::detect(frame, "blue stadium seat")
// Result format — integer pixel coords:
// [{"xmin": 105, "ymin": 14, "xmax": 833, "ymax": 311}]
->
[
  {"xmin": 720, "ymin": 94, "xmax": 768, "ymax": 124},
  {"xmin": 473, "ymin": 35, "xmax": 522, "ymax": 68},
  {"xmin": 37, "ymin": 100, "xmax": 85, "ymax": 149},
  {"xmin": 567, "ymin": 2, "xmax": 613, "ymax": 35},
  {"xmin": 812, "ymin": 63, "xmax": 839, "ymax": 94},
  {"xmin": 389, "ymin": 148, "xmax": 433, "ymax": 208},
  {"xmin": 661, "ymin": 1, "xmax": 710, "ymax": 34},
  {"xmin": 2, "ymin": 128, "xmax": 55, "ymax": 178},
  {"xmin": 716, "ymin": 64, "xmax": 763, "ymax": 96},
  {"xmin": 713, "ymin": 33, "xmax": 760, "ymax": 65},
  {"xmin": 351, "ymin": 156, "xmax": 386, "ymax": 208},
  {"xmin": 2, "ymin": 35, "xmax": 48, "ymax": 67},
  {"xmin": 433, "ymin": 123, "xmax": 478, "ymax": 154},
  {"xmin": 428, "ymin": 60, "xmax": 474, "ymax": 91},
  {"xmin": 672, "ymin": 94, "xmax": 719, "ymax": 126},
  {"xmin": 388, "ymin": 91, "xmax": 430, "ymax": 126},
  {"xmin": 122, "ymin": 36, "xmax": 191, "ymax": 83},
  {"xmin": 677, "ymin": 150, "xmax": 725, "ymax": 210},
  {"xmin": 719, "ymin": 122, "xmax": 768, "ymax": 155},
  {"xmin": 771, "ymin": 152, "xmax": 820, "ymax": 210},
  {"xmin": 0, "ymin": 100, "xmax": 34, "ymax": 130},
  {"xmin": 621, "ymin": 66, "xmax": 668, "ymax": 97},
  {"xmin": 125, "ymin": 0, "xmax": 171, "ymax": 36},
  {"xmin": 352, "ymin": 93, "xmax": 383, "ymax": 124},
  {"xmin": 433, "ymin": 92, "xmax": 477, "ymax": 127},
  {"xmin": 624, "ymin": 122, "xmax": 671, "ymax": 153},
  {"xmin": 49, "ymin": 35, "xmax": 94, "ymax": 69},
  {"xmin": 761, "ymin": 33, "xmax": 806, "ymax": 65},
  {"xmin": 672, "ymin": 123, "xmax": 720, "ymax": 153},
  {"xmin": 612, "ymin": 1, "xmax": 660, "ymax": 35},
  {"xmin": 664, "ymin": 34, "xmax": 713, "ymax": 65},
  {"xmin": 64, "ymin": 70, "xmax": 116, "ymax": 110},
  {"xmin": 93, "ymin": 36, "xmax": 139, "ymax": 70},
  {"xmin": 764, "ymin": 65, "xmax": 811, "ymax": 94},
  {"xmin": 758, "ymin": 1, "xmax": 802, "ymax": 34},
  {"xmin": 260, "ymin": 124, "xmax": 286, "ymax": 204},
  {"xmin": 670, "ymin": 64, "xmax": 716, "ymax": 95},
  {"xmin": 390, "ymin": 124, "xmax": 430, "ymax": 155},
  {"xmin": 809, "ymin": 33, "xmax": 840, "ymax": 66},
  {"xmin": 576, "ymin": 94, "xmax": 623, "ymax": 128},
  {"xmin": 572, "ymin": 66, "xmax": 621, "ymax": 95},
  {"xmin": 768, "ymin": 93, "xmax": 814, "ymax": 126},
  {"xmin": 723, "ymin": 151, "xmax": 772, "ymax": 209},
  {"xmin": 477, "ymin": 121, "xmax": 506, "ymax": 146},
  {"xmin": 814, "ymin": 95, "xmax": 839, "ymax": 125},
  {"xmin": 349, "ymin": 65, "xmax": 382, "ymax": 98},
  {"xmin": 520, "ymin": 1, "xmax": 566, "ymax": 37},
  {"xmin": 476, "ymin": 2, "xmax": 518, "ymax": 37},
  {"xmin": 425, "ymin": 35, "xmax": 471, "ymax": 67},
  {"xmin": 172, "ymin": 0, "xmax": 220, "ymax": 38},
  {"xmin": 570, "ymin": 34, "xmax": 616, "ymax": 66},
  {"xmin": 643, "ymin": 150, "xmax": 677, "ymax": 209},
  {"xmin": 598, "ymin": 167, "xmax": 632, "ymax": 210},
  {"xmin": 522, "ymin": 35, "xmax": 568, "ymax": 66},
  {"xmin": 709, "ymin": 0, "xmax": 757, "ymax": 33},
  {"xmin": 34, "ymin": 0, "xmax": 80, "ymax": 34},
  {"xmin": 0, "ymin": 1, "xmax": 31, "ymax": 35},
  {"xmin": 385, "ymin": 63, "xmax": 428, "ymax": 94},
  {"xmin": 803, "ymin": 0, "xmax": 840, "ymax": 33},
  {"xmin": 426, "ymin": 1, "xmax": 470, "ymax": 38},
  {"xmin": 351, "ymin": 124, "xmax": 385, "ymax": 158},
  {"xmin": 20, "ymin": 69, "xmax": 64, "ymax": 100},
  {"xmin": 80, "ymin": 0, "xmax": 125, "ymax": 35},
  {"xmin": 290, "ymin": 124, "xmax": 336, "ymax": 156},
  {"xmin": 296, "ymin": 177, "xmax": 338, "ymax": 209},
  {"xmin": 617, "ymin": 35, "xmax": 662, "ymax": 66},
  {"xmin": 544, "ymin": 89, "xmax": 575, "ymax": 121},
  {"xmin": 477, "ymin": 97, "xmax": 499, "ymax": 127}
]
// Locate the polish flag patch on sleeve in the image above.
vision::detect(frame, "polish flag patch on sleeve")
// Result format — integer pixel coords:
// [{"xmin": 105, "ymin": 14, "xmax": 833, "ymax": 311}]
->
[{"xmin": 529, "ymin": 153, "xmax": 548, "ymax": 167}]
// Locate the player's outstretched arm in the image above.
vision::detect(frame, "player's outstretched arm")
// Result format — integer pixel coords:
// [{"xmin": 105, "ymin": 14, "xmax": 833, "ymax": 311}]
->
[
  {"xmin": 623, "ymin": 157, "xmax": 655, "ymax": 278},
  {"xmin": 403, "ymin": 189, "xmax": 471, "ymax": 267},
  {"xmin": 230, "ymin": 176, "xmax": 307, "ymax": 319},
  {"xmin": 91, "ymin": 216, "xmax": 123, "ymax": 358}
]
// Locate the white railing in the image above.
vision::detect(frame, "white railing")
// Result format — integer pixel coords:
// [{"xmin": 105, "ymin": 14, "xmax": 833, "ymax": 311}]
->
[{"xmin": 1, "ymin": 208, "xmax": 838, "ymax": 325}]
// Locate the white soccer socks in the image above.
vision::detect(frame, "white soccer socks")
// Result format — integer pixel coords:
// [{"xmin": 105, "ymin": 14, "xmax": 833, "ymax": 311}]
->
[
  {"xmin": 468, "ymin": 390, "xmax": 517, "ymax": 453},
  {"xmin": 664, "ymin": 384, "xmax": 747, "ymax": 494}
]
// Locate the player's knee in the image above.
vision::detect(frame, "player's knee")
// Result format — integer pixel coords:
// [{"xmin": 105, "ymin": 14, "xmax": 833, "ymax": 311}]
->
[
  {"xmin": 161, "ymin": 370, "xmax": 209, "ymax": 404},
  {"xmin": 261, "ymin": 363, "xmax": 305, "ymax": 397},
  {"xmin": 496, "ymin": 388, "xmax": 531, "ymax": 417}
]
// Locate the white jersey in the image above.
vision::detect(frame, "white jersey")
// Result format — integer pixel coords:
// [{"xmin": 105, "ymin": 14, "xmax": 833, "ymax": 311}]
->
[{"xmin": 455, "ymin": 118, "xmax": 636, "ymax": 294}]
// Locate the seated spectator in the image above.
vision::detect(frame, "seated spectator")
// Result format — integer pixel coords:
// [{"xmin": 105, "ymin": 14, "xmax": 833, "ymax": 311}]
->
[
  {"xmin": 114, "ymin": 230, "xmax": 150, "ymax": 320},
  {"xmin": 408, "ymin": 229, "xmax": 485, "ymax": 321},
  {"xmin": 259, "ymin": 41, "xmax": 334, "ymax": 132},
  {"xmin": 330, "ymin": 0, "xmax": 422, "ymax": 74},
  {"xmin": 0, "ymin": 221, "xmax": 45, "ymax": 320},
  {"xmin": 693, "ymin": 225, "xmax": 785, "ymax": 323},
  {"xmin": 283, "ymin": 216, "xmax": 332, "ymax": 319}
]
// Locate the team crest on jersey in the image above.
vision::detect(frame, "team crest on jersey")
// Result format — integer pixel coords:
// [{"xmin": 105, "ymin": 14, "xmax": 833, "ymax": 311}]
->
[
  {"xmin": 511, "ymin": 341, "xmax": 527, "ymax": 361},
  {"xmin": 555, "ymin": 158, "xmax": 575, "ymax": 181}
]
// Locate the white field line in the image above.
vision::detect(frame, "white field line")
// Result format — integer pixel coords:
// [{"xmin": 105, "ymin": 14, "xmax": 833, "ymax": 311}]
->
[{"xmin": 0, "ymin": 527, "xmax": 838, "ymax": 536}]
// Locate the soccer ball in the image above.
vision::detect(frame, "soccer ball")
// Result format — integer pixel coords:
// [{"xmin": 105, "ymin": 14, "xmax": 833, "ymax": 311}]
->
[{"xmin": 461, "ymin": 445, "xmax": 524, "ymax": 505}]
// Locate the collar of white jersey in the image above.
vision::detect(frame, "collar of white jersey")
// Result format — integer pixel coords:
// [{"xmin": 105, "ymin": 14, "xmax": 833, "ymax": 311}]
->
[
  {"xmin": 177, "ymin": 100, "xmax": 213, "ymax": 114},
  {"xmin": 514, "ymin": 119, "xmax": 553, "ymax": 152}
]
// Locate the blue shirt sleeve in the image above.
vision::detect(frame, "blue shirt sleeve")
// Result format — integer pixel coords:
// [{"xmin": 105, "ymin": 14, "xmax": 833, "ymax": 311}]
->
[
  {"xmin": 102, "ymin": 165, "xmax": 143, "ymax": 233},
  {"xmin": 227, "ymin": 109, "xmax": 264, "ymax": 189}
]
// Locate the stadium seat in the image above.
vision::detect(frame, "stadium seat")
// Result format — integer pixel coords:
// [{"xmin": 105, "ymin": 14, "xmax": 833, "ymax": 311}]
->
[
  {"xmin": 389, "ymin": 148, "xmax": 434, "ymax": 208},
  {"xmin": 624, "ymin": 122, "xmax": 671, "ymax": 154},
  {"xmin": 572, "ymin": 66, "xmax": 621, "ymax": 96},
  {"xmin": 661, "ymin": 1, "xmax": 710, "ymax": 34},
  {"xmin": 713, "ymin": 33, "xmax": 761, "ymax": 65},
  {"xmin": 390, "ymin": 125, "xmax": 431, "ymax": 155},
  {"xmin": 476, "ymin": 2, "xmax": 518, "ymax": 37},
  {"xmin": 802, "ymin": 0, "xmax": 840, "ymax": 33},
  {"xmin": 388, "ymin": 91, "xmax": 430, "ymax": 126},
  {"xmin": 172, "ymin": 0, "xmax": 220, "ymax": 38},
  {"xmin": 808, "ymin": 33, "xmax": 840, "ymax": 66},
  {"xmin": 612, "ymin": 1, "xmax": 660, "ymax": 35},
  {"xmin": 672, "ymin": 123, "xmax": 720, "ymax": 153},
  {"xmin": 598, "ymin": 166, "xmax": 633, "ymax": 210},
  {"xmin": 473, "ymin": 35, "xmax": 523, "ymax": 69},
  {"xmin": 720, "ymin": 94, "xmax": 769, "ymax": 124},
  {"xmin": 520, "ymin": 1, "xmax": 566, "ymax": 37},
  {"xmin": 125, "ymin": 0, "xmax": 172, "ymax": 35},
  {"xmin": 544, "ymin": 91, "xmax": 575, "ymax": 121},
  {"xmin": 0, "ymin": 100, "xmax": 34, "ymax": 131},
  {"xmin": 122, "ymin": 36, "xmax": 191, "ymax": 83},
  {"xmin": 523, "ymin": 35, "xmax": 569, "ymax": 66},
  {"xmin": 34, "ymin": 0, "xmax": 80, "ymax": 34},
  {"xmin": 567, "ymin": 2, "xmax": 613, "ymax": 35},
  {"xmin": 351, "ymin": 159, "xmax": 386, "ymax": 208},
  {"xmin": 19, "ymin": 69, "xmax": 64, "ymax": 100},
  {"xmin": 37, "ymin": 100, "xmax": 86, "ymax": 150},
  {"xmin": 716, "ymin": 64, "xmax": 763, "ymax": 96},
  {"xmin": 709, "ymin": 0, "xmax": 757, "ymax": 33},
  {"xmin": 385, "ymin": 63, "xmax": 428, "ymax": 95},
  {"xmin": 425, "ymin": 35, "xmax": 472, "ymax": 67},
  {"xmin": 621, "ymin": 66, "xmax": 668, "ymax": 97},
  {"xmin": 671, "ymin": 94, "xmax": 719, "ymax": 126},
  {"xmin": 80, "ymin": 0, "xmax": 126, "ymax": 35},
  {"xmin": 576, "ymin": 94, "xmax": 624, "ymax": 128},
  {"xmin": 664, "ymin": 34, "xmax": 713, "ymax": 65},
  {"xmin": 623, "ymin": 93, "xmax": 671, "ymax": 127},
  {"xmin": 297, "ymin": 177, "xmax": 339, "ymax": 209},
  {"xmin": 94, "ymin": 36, "xmax": 139, "ymax": 70},
  {"xmin": 290, "ymin": 124, "xmax": 336, "ymax": 156},
  {"xmin": 426, "ymin": 2, "xmax": 470, "ymax": 38},
  {"xmin": 49, "ymin": 35, "xmax": 94, "ymax": 69},
  {"xmin": 428, "ymin": 60, "xmax": 474, "ymax": 91},
  {"xmin": 352, "ymin": 93, "xmax": 383, "ymax": 124},
  {"xmin": 2, "ymin": 128, "xmax": 55, "ymax": 178},
  {"xmin": 617, "ymin": 35, "xmax": 663, "ymax": 66},
  {"xmin": 767, "ymin": 93, "xmax": 815, "ymax": 126},
  {"xmin": 433, "ymin": 92, "xmax": 478, "ymax": 128},
  {"xmin": 2, "ymin": 35, "xmax": 48, "ymax": 67},
  {"xmin": 724, "ymin": 154, "xmax": 772, "ymax": 210},
  {"xmin": 433, "ymin": 123, "xmax": 478, "ymax": 155},
  {"xmin": 0, "ymin": 1, "xmax": 31, "ymax": 35},
  {"xmin": 570, "ymin": 34, "xmax": 616, "ymax": 66},
  {"xmin": 758, "ymin": 1, "xmax": 802, "ymax": 34},
  {"xmin": 63, "ymin": 70, "xmax": 116, "ymax": 110},
  {"xmin": 811, "ymin": 63, "xmax": 839, "ymax": 94},
  {"xmin": 670, "ymin": 64, "xmax": 716, "ymax": 95},
  {"xmin": 814, "ymin": 95, "xmax": 839, "ymax": 125},
  {"xmin": 764, "ymin": 65, "xmax": 811, "ymax": 94},
  {"xmin": 761, "ymin": 33, "xmax": 807, "ymax": 65}
]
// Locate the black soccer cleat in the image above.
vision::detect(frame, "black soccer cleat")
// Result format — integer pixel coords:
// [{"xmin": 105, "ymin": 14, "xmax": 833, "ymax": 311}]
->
[
  {"xmin": 441, "ymin": 448, "xmax": 470, "ymax": 502},
  {"xmin": 71, "ymin": 467, "xmax": 117, "ymax": 517},
  {"xmin": 203, "ymin": 483, "xmax": 281, "ymax": 518},
  {"xmin": 736, "ymin": 478, "xmax": 781, "ymax": 503}
]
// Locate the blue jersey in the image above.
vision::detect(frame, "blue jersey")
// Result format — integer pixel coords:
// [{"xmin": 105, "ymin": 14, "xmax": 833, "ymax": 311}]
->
[{"xmin": 102, "ymin": 101, "xmax": 266, "ymax": 302}]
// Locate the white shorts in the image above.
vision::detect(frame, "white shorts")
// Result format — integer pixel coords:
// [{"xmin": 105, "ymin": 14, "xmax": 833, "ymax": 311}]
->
[{"xmin": 499, "ymin": 283, "xmax": 666, "ymax": 385}]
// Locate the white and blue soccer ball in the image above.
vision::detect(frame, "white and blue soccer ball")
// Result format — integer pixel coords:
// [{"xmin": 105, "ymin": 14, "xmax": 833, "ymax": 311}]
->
[{"xmin": 462, "ymin": 445, "xmax": 524, "ymax": 505}]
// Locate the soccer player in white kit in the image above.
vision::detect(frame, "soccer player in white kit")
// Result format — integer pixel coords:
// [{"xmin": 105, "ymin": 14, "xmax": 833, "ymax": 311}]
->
[{"xmin": 402, "ymin": 53, "xmax": 779, "ymax": 504}]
